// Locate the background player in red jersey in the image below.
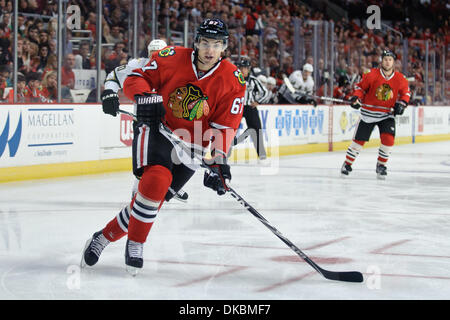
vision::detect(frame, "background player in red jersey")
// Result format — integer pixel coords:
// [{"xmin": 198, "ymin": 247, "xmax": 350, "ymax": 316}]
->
[
  {"xmin": 341, "ymin": 49, "xmax": 410, "ymax": 180},
  {"xmin": 81, "ymin": 18, "xmax": 246, "ymax": 275}
]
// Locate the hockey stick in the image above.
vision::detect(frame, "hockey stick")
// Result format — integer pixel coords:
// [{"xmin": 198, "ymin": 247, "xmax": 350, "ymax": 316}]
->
[
  {"xmin": 118, "ymin": 109, "xmax": 364, "ymax": 283},
  {"xmin": 282, "ymin": 74, "xmax": 391, "ymax": 111},
  {"xmin": 309, "ymin": 95, "xmax": 392, "ymax": 111},
  {"xmin": 118, "ymin": 108, "xmax": 138, "ymax": 120},
  {"xmin": 282, "ymin": 74, "xmax": 297, "ymax": 94}
]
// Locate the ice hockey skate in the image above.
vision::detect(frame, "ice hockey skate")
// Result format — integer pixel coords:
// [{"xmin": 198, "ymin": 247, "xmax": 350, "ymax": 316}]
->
[
  {"xmin": 174, "ymin": 189, "xmax": 189, "ymax": 202},
  {"xmin": 80, "ymin": 230, "xmax": 110, "ymax": 267},
  {"xmin": 376, "ymin": 163, "xmax": 387, "ymax": 180},
  {"xmin": 340, "ymin": 162, "xmax": 352, "ymax": 177},
  {"xmin": 125, "ymin": 239, "xmax": 144, "ymax": 276}
]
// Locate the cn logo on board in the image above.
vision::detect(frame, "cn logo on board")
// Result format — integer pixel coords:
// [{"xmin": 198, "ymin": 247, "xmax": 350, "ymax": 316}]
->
[{"xmin": 0, "ymin": 112, "xmax": 22, "ymax": 158}]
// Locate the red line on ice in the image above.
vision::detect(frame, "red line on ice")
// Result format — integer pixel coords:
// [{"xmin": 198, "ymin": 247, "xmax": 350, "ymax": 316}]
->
[
  {"xmin": 371, "ymin": 239, "xmax": 450, "ymax": 258},
  {"xmin": 370, "ymin": 239, "xmax": 412, "ymax": 254}
]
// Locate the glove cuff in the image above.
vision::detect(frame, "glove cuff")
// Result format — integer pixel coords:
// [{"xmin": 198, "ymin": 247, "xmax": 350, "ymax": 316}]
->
[
  {"xmin": 101, "ymin": 90, "xmax": 118, "ymax": 101},
  {"xmin": 135, "ymin": 94, "xmax": 163, "ymax": 105}
]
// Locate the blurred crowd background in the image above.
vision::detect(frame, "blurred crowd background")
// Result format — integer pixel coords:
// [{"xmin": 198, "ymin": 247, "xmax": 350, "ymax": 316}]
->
[{"xmin": 0, "ymin": 0, "xmax": 449, "ymax": 105}]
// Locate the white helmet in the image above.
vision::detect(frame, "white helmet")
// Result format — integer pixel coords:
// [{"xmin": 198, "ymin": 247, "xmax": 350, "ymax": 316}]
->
[
  {"xmin": 257, "ymin": 74, "xmax": 267, "ymax": 84},
  {"xmin": 252, "ymin": 67, "xmax": 262, "ymax": 76},
  {"xmin": 267, "ymin": 76, "xmax": 276, "ymax": 86},
  {"xmin": 148, "ymin": 39, "xmax": 167, "ymax": 55},
  {"xmin": 303, "ymin": 63, "xmax": 313, "ymax": 73}
]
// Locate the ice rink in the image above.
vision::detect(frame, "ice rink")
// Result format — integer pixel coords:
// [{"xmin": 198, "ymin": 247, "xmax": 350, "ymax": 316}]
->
[{"xmin": 1, "ymin": 140, "xmax": 449, "ymax": 300}]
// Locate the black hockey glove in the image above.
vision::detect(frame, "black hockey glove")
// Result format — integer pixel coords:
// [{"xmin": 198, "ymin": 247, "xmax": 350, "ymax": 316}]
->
[
  {"xmin": 203, "ymin": 157, "xmax": 231, "ymax": 196},
  {"xmin": 308, "ymin": 97, "xmax": 317, "ymax": 108},
  {"xmin": 295, "ymin": 95, "xmax": 317, "ymax": 107},
  {"xmin": 135, "ymin": 93, "xmax": 166, "ymax": 129},
  {"xmin": 101, "ymin": 89, "xmax": 120, "ymax": 116},
  {"xmin": 393, "ymin": 100, "xmax": 407, "ymax": 116},
  {"xmin": 295, "ymin": 95, "xmax": 307, "ymax": 104},
  {"xmin": 349, "ymin": 96, "xmax": 362, "ymax": 110}
]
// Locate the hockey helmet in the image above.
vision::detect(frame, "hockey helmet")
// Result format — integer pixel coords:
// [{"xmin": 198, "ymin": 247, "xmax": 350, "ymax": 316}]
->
[
  {"xmin": 303, "ymin": 63, "xmax": 313, "ymax": 73},
  {"xmin": 148, "ymin": 39, "xmax": 167, "ymax": 54},
  {"xmin": 236, "ymin": 58, "xmax": 251, "ymax": 68},
  {"xmin": 267, "ymin": 76, "xmax": 276, "ymax": 86},
  {"xmin": 195, "ymin": 18, "xmax": 229, "ymax": 45},
  {"xmin": 338, "ymin": 75, "xmax": 349, "ymax": 87},
  {"xmin": 381, "ymin": 49, "xmax": 397, "ymax": 60},
  {"xmin": 17, "ymin": 72, "xmax": 26, "ymax": 83},
  {"xmin": 257, "ymin": 74, "xmax": 267, "ymax": 84},
  {"xmin": 252, "ymin": 67, "xmax": 263, "ymax": 76}
]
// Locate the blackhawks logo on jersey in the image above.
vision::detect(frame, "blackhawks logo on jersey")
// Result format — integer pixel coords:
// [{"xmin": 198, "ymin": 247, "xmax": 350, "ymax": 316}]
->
[
  {"xmin": 375, "ymin": 83, "xmax": 394, "ymax": 101},
  {"xmin": 168, "ymin": 84, "xmax": 210, "ymax": 121},
  {"xmin": 234, "ymin": 70, "xmax": 246, "ymax": 86}
]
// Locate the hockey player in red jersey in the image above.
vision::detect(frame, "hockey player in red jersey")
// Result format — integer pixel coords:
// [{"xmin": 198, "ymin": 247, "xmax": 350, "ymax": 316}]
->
[
  {"xmin": 341, "ymin": 49, "xmax": 410, "ymax": 179},
  {"xmin": 81, "ymin": 18, "xmax": 246, "ymax": 275}
]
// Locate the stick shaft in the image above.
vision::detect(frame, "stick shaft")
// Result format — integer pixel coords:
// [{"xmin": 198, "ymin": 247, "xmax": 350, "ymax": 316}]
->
[
  {"xmin": 118, "ymin": 109, "xmax": 137, "ymax": 120},
  {"xmin": 310, "ymin": 95, "xmax": 392, "ymax": 111}
]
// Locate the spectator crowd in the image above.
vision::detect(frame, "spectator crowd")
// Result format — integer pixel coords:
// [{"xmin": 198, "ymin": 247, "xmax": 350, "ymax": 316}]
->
[{"xmin": 0, "ymin": 0, "xmax": 449, "ymax": 105}]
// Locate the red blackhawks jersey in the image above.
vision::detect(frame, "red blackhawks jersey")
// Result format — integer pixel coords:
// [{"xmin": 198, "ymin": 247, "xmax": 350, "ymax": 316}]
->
[
  {"xmin": 123, "ymin": 46, "xmax": 246, "ymax": 156},
  {"xmin": 353, "ymin": 68, "xmax": 410, "ymax": 123}
]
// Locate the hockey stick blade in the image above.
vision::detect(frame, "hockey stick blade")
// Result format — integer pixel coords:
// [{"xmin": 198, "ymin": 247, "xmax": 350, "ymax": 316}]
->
[
  {"xmin": 319, "ymin": 267, "xmax": 364, "ymax": 283},
  {"xmin": 282, "ymin": 74, "xmax": 296, "ymax": 94},
  {"xmin": 228, "ymin": 187, "xmax": 364, "ymax": 283}
]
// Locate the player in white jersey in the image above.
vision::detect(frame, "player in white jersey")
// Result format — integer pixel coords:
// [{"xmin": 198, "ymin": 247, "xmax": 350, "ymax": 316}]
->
[
  {"xmin": 101, "ymin": 39, "xmax": 189, "ymax": 202},
  {"xmin": 278, "ymin": 63, "xmax": 317, "ymax": 106}
]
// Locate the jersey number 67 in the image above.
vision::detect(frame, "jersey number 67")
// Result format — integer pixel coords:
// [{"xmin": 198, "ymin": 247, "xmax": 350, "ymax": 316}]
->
[{"xmin": 230, "ymin": 97, "xmax": 244, "ymax": 114}]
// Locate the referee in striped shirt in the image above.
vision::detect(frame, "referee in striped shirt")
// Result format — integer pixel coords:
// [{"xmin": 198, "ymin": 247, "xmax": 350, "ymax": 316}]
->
[{"xmin": 233, "ymin": 58, "xmax": 271, "ymax": 160}]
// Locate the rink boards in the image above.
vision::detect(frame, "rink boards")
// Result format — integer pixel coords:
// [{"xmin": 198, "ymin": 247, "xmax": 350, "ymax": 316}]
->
[{"xmin": 1, "ymin": 103, "xmax": 450, "ymax": 182}]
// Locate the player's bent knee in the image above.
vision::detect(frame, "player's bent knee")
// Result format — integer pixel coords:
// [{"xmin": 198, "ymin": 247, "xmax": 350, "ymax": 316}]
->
[
  {"xmin": 380, "ymin": 133, "xmax": 395, "ymax": 146},
  {"xmin": 138, "ymin": 165, "xmax": 173, "ymax": 201}
]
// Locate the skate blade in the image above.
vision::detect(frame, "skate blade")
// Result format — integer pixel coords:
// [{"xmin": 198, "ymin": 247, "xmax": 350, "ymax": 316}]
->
[
  {"xmin": 126, "ymin": 265, "xmax": 141, "ymax": 276},
  {"xmin": 174, "ymin": 195, "xmax": 188, "ymax": 203},
  {"xmin": 376, "ymin": 174, "xmax": 386, "ymax": 180}
]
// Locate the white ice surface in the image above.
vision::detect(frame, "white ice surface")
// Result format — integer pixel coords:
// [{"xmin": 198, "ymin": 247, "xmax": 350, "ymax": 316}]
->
[{"xmin": 0, "ymin": 141, "xmax": 449, "ymax": 300}]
